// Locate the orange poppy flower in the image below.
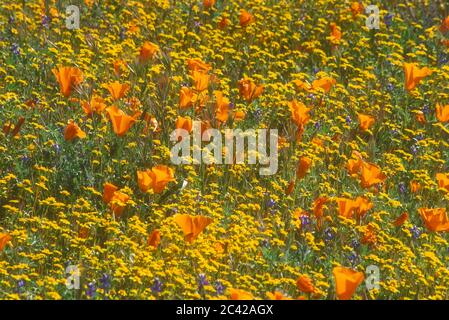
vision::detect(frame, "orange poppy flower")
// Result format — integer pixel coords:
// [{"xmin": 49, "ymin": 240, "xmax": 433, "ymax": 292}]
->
[
  {"xmin": 393, "ymin": 212, "xmax": 408, "ymax": 227},
  {"xmin": 360, "ymin": 162, "xmax": 386, "ymax": 188},
  {"xmin": 332, "ymin": 266, "xmax": 364, "ymax": 300},
  {"xmin": 106, "ymin": 81, "xmax": 130, "ymax": 100},
  {"xmin": 203, "ymin": 0, "xmax": 215, "ymax": 9},
  {"xmin": 285, "ymin": 179, "xmax": 295, "ymax": 195},
  {"xmin": 350, "ymin": 2, "xmax": 364, "ymax": 17},
  {"xmin": 229, "ymin": 288, "xmax": 253, "ymax": 300},
  {"xmin": 234, "ymin": 110, "xmax": 246, "ymax": 121},
  {"xmin": 296, "ymin": 274, "xmax": 316, "ymax": 294},
  {"xmin": 311, "ymin": 77, "xmax": 336, "ymax": 93},
  {"xmin": 175, "ymin": 116, "xmax": 193, "ymax": 134},
  {"xmin": 266, "ymin": 291, "xmax": 291, "ymax": 300},
  {"xmin": 214, "ymin": 91, "xmax": 230, "ymax": 123},
  {"xmin": 436, "ymin": 103, "xmax": 449, "ymax": 122},
  {"xmin": 179, "ymin": 86, "xmax": 196, "ymax": 109},
  {"xmin": 347, "ymin": 158, "xmax": 363, "ymax": 177},
  {"xmin": 410, "ymin": 180, "xmax": 421, "ymax": 193},
  {"xmin": 361, "ymin": 225, "xmax": 377, "ymax": 245},
  {"xmin": 192, "ymin": 71, "xmax": 210, "ymax": 92},
  {"xmin": 137, "ymin": 165, "xmax": 176, "ymax": 194},
  {"xmin": 440, "ymin": 16, "xmax": 449, "ymax": 33},
  {"xmin": 105, "ymin": 105, "xmax": 137, "ymax": 136},
  {"xmin": 187, "ymin": 59, "xmax": 212, "ymax": 74},
  {"xmin": 81, "ymin": 95, "xmax": 106, "ymax": 116},
  {"xmin": 113, "ymin": 59, "xmax": 127, "ymax": 76},
  {"xmin": 329, "ymin": 23, "xmax": 342, "ymax": 43},
  {"xmin": 415, "ymin": 110, "xmax": 426, "ymax": 124},
  {"xmin": 102, "ymin": 183, "xmax": 129, "ymax": 218},
  {"xmin": 139, "ymin": 41, "xmax": 159, "ymax": 63},
  {"xmin": 418, "ymin": 208, "xmax": 449, "ymax": 232},
  {"xmin": 403, "ymin": 62, "xmax": 432, "ymax": 91},
  {"xmin": 174, "ymin": 214, "xmax": 213, "ymax": 243},
  {"xmin": 357, "ymin": 113, "xmax": 375, "ymax": 131},
  {"xmin": 0, "ymin": 233, "xmax": 12, "ymax": 252},
  {"xmin": 289, "ymin": 100, "xmax": 310, "ymax": 128},
  {"xmin": 239, "ymin": 10, "xmax": 254, "ymax": 27},
  {"xmin": 147, "ymin": 229, "xmax": 161, "ymax": 249},
  {"xmin": 292, "ymin": 79, "xmax": 311, "ymax": 91},
  {"xmin": 64, "ymin": 120, "xmax": 86, "ymax": 141},
  {"xmin": 52, "ymin": 66, "xmax": 83, "ymax": 97},
  {"xmin": 238, "ymin": 78, "xmax": 264, "ymax": 102},
  {"xmin": 313, "ymin": 197, "xmax": 327, "ymax": 220},
  {"xmin": 296, "ymin": 156, "xmax": 312, "ymax": 179},
  {"xmin": 219, "ymin": 17, "xmax": 231, "ymax": 29},
  {"xmin": 436, "ymin": 173, "xmax": 449, "ymax": 192}
]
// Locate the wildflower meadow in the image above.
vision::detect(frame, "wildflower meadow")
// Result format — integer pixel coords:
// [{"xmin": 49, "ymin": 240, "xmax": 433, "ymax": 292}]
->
[{"xmin": 1, "ymin": 0, "xmax": 449, "ymax": 301}]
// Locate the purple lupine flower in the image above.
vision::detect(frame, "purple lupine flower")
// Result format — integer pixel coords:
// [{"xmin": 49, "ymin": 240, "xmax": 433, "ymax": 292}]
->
[
  {"xmin": 229, "ymin": 102, "xmax": 235, "ymax": 109},
  {"xmin": 42, "ymin": 15, "xmax": 51, "ymax": 28},
  {"xmin": 11, "ymin": 43, "xmax": 20, "ymax": 55},
  {"xmin": 151, "ymin": 278, "xmax": 163, "ymax": 294},
  {"xmin": 386, "ymin": 83, "xmax": 394, "ymax": 91},
  {"xmin": 351, "ymin": 239, "xmax": 360, "ymax": 250},
  {"xmin": 410, "ymin": 225, "xmax": 422, "ymax": 239},
  {"xmin": 410, "ymin": 145, "xmax": 418, "ymax": 155},
  {"xmin": 398, "ymin": 182, "xmax": 407, "ymax": 194},
  {"xmin": 324, "ymin": 227, "xmax": 334, "ymax": 241},
  {"xmin": 345, "ymin": 115, "xmax": 351, "ymax": 125},
  {"xmin": 198, "ymin": 273, "xmax": 209, "ymax": 291},
  {"xmin": 266, "ymin": 198, "xmax": 276, "ymax": 208},
  {"xmin": 314, "ymin": 121, "xmax": 321, "ymax": 130},
  {"xmin": 422, "ymin": 104, "xmax": 431, "ymax": 115},
  {"xmin": 384, "ymin": 13, "xmax": 394, "ymax": 28},
  {"xmin": 299, "ymin": 215, "xmax": 311, "ymax": 228},
  {"xmin": 100, "ymin": 273, "xmax": 111, "ymax": 291},
  {"xmin": 86, "ymin": 282, "xmax": 96, "ymax": 298},
  {"xmin": 348, "ymin": 252, "xmax": 360, "ymax": 266},
  {"xmin": 215, "ymin": 281, "xmax": 225, "ymax": 295},
  {"xmin": 16, "ymin": 280, "xmax": 25, "ymax": 293}
]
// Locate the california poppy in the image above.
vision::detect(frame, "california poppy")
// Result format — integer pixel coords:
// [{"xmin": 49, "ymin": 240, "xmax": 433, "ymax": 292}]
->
[
  {"xmin": 238, "ymin": 78, "xmax": 264, "ymax": 102},
  {"xmin": 187, "ymin": 59, "xmax": 212, "ymax": 74},
  {"xmin": 203, "ymin": 0, "xmax": 215, "ymax": 9},
  {"xmin": 105, "ymin": 105, "xmax": 137, "ymax": 136},
  {"xmin": 239, "ymin": 10, "xmax": 254, "ymax": 27},
  {"xmin": 266, "ymin": 291, "xmax": 291, "ymax": 300},
  {"xmin": 296, "ymin": 156, "xmax": 312, "ymax": 179},
  {"xmin": 113, "ymin": 59, "xmax": 127, "ymax": 76},
  {"xmin": 219, "ymin": 16, "xmax": 231, "ymax": 29},
  {"xmin": 440, "ymin": 16, "xmax": 449, "ymax": 33},
  {"xmin": 64, "ymin": 120, "xmax": 86, "ymax": 141},
  {"xmin": 332, "ymin": 266, "xmax": 364, "ymax": 300},
  {"xmin": 81, "ymin": 95, "xmax": 106, "ymax": 116},
  {"xmin": 174, "ymin": 214, "xmax": 213, "ymax": 243},
  {"xmin": 358, "ymin": 113, "xmax": 375, "ymax": 131},
  {"xmin": 361, "ymin": 225, "xmax": 377, "ymax": 245},
  {"xmin": 139, "ymin": 41, "xmax": 159, "ymax": 63},
  {"xmin": 192, "ymin": 71, "xmax": 210, "ymax": 92},
  {"xmin": 410, "ymin": 180, "xmax": 421, "ymax": 193},
  {"xmin": 0, "ymin": 233, "xmax": 12, "ymax": 252},
  {"xmin": 52, "ymin": 66, "xmax": 83, "ymax": 97},
  {"xmin": 289, "ymin": 100, "xmax": 310, "ymax": 128},
  {"xmin": 350, "ymin": 2, "xmax": 364, "ymax": 17},
  {"xmin": 137, "ymin": 165, "xmax": 175, "ymax": 194},
  {"xmin": 311, "ymin": 77, "xmax": 336, "ymax": 93},
  {"xmin": 179, "ymin": 86, "xmax": 196, "ymax": 109},
  {"xmin": 214, "ymin": 91, "xmax": 230, "ymax": 123},
  {"xmin": 229, "ymin": 288, "xmax": 253, "ymax": 300},
  {"xmin": 147, "ymin": 229, "xmax": 161, "ymax": 249},
  {"xmin": 419, "ymin": 208, "xmax": 449, "ymax": 232},
  {"xmin": 436, "ymin": 173, "xmax": 449, "ymax": 192},
  {"xmin": 106, "ymin": 81, "xmax": 130, "ymax": 100},
  {"xmin": 329, "ymin": 23, "xmax": 342, "ymax": 44},
  {"xmin": 102, "ymin": 183, "xmax": 129, "ymax": 218},
  {"xmin": 403, "ymin": 62, "xmax": 432, "ymax": 91},
  {"xmin": 360, "ymin": 162, "xmax": 386, "ymax": 188},
  {"xmin": 393, "ymin": 212, "xmax": 408, "ymax": 227},
  {"xmin": 436, "ymin": 103, "xmax": 449, "ymax": 122},
  {"xmin": 296, "ymin": 274, "xmax": 316, "ymax": 294},
  {"xmin": 175, "ymin": 116, "xmax": 193, "ymax": 134}
]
